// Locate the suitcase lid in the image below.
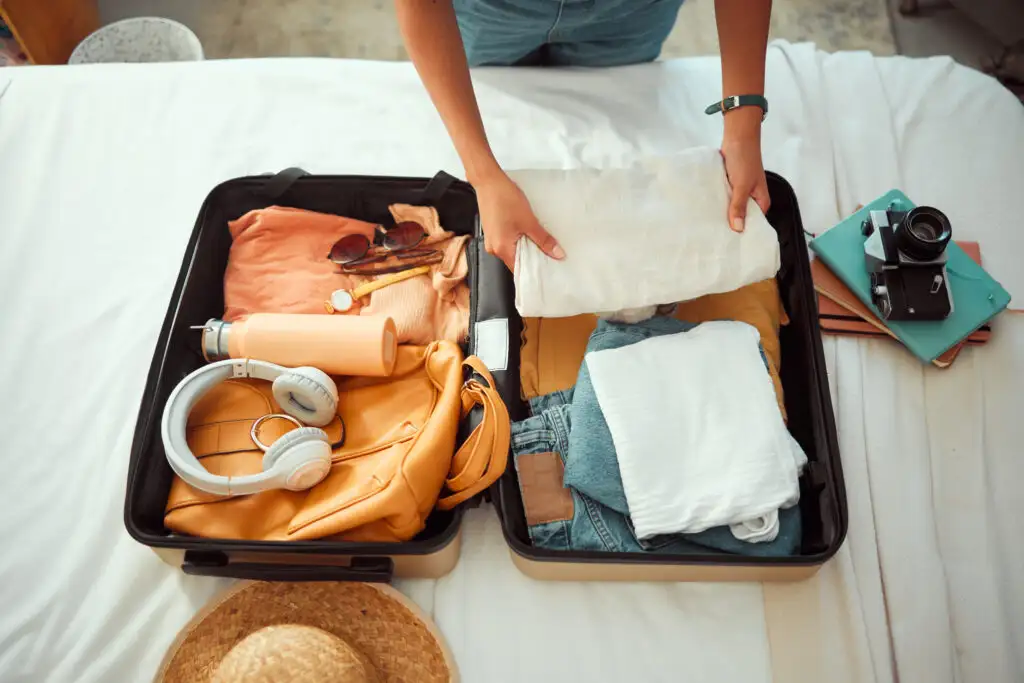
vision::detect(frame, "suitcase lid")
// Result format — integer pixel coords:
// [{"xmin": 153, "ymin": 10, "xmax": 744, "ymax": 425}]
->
[{"xmin": 486, "ymin": 171, "xmax": 849, "ymax": 569}]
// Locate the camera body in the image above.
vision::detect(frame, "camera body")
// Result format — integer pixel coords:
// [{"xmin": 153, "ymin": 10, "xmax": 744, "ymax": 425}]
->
[{"xmin": 862, "ymin": 203, "xmax": 953, "ymax": 321}]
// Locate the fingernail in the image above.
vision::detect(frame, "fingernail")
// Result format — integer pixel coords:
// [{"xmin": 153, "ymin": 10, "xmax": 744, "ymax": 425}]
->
[
  {"xmin": 552, "ymin": 244, "xmax": 566, "ymax": 259},
  {"xmin": 731, "ymin": 217, "xmax": 745, "ymax": 232}
]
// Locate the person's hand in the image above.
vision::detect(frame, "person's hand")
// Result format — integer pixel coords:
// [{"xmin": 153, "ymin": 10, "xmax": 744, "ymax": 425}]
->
[
  {"xmin": 474, "ymin": 170, "xmax": 564, "ymax": 271},
  {"xmin": 720, "ymin": 107, "xmax": 771, "ymax": 232}
]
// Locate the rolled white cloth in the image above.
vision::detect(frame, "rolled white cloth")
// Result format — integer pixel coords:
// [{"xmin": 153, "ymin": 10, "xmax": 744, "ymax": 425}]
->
[{"xmin": 511, "ymin": 146, "xmax": 781, "ymax": 318}]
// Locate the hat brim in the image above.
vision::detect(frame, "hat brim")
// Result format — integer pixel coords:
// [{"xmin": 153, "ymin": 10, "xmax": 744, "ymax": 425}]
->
[{"xmin": 154, "ymin": 581, "xmax": 457, "ymax": 683}]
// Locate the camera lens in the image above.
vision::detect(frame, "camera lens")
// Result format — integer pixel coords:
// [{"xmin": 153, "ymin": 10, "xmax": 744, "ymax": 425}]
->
[
  {"xmin": 895, "ymin": 206, "xmax": 951, "ymax": 261},
  {"xmin": 910, "ymin": 215, "xmax": 942, "ymax": 242}
]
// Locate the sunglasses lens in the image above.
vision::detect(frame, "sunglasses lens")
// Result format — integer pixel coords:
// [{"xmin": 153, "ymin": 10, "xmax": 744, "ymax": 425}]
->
[
  {"xmin": 383, "ymin": 222, "xmax": 425, "ymax": 250},
  {"xmin": 329, "ymin": 234, "xmax": 368, "ymax": 263}
]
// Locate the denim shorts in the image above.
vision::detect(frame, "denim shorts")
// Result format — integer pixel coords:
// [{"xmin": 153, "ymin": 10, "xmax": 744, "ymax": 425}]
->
[
  {"xmin": 511, "ymin": 388, "xmax": 802, "ymax": 556},
  {"xmin": 453, "ymin": 0, "xmax": 687, "ymax": 67}
]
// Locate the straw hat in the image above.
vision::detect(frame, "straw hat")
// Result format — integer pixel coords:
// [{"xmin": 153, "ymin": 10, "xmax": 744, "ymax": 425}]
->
[{"xmin": 154, "ymin": 581, "xmax": 457, "ymax": 683}]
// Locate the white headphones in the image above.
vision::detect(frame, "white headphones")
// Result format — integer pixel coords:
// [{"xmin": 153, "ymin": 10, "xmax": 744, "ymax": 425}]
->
[{"xmin": 161, "ymin": 358, "xmax": 339, "ymax": 496}]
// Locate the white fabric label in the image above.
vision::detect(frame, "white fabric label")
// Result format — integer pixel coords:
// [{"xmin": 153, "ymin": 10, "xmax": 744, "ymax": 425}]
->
[{"xmin": 473, "ymin": 318, "xmax": 509, "ymax": 372}]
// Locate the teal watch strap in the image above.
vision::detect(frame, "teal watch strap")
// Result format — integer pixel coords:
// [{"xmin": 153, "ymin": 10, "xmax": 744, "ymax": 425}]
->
[{"xmin": 704, "ymin": 94, "xmax": 768, "ymax": 121}]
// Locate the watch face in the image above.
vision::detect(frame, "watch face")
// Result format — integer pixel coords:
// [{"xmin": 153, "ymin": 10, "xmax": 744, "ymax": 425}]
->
[{"xmin": 330, "ymin": 289, "xmax": 354, "ymax": 312}]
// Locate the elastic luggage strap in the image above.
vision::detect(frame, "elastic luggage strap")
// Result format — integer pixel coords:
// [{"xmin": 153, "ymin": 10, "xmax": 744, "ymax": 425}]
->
[{"xmin": 435, "ymin": 356, "xmax": 511, "ymax": 510}]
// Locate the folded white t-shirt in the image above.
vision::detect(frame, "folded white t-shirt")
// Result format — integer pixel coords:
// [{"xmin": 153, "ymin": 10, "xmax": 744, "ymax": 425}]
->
[
  {"xmin": 511, "ymin": 147, "xmax": 781, "ymax": 318},
  {"xmin": 585, "ymin": 320, "xmax": 807, "ymax": 540}
]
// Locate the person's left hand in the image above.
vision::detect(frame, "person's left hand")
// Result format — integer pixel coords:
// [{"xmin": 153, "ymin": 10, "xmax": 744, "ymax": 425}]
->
[{"xmin": 720, "ymin": 107, "xmax": 771, "ymax": 232}]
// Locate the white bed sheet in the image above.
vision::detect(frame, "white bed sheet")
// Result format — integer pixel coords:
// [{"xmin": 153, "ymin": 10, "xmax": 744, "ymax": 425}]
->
[{"xmin": 0, "ymin": 42, "xmax": 1021, "ymax": 683}]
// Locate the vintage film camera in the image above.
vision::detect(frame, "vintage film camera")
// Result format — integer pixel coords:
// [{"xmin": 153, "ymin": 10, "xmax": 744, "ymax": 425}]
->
[{"xmin": 862, "ymin": 202, "xmax": 953, "ymax": 321}]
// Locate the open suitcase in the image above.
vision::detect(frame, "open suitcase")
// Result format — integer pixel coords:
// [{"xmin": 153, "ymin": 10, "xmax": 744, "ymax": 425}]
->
[{"xmin": 125, "ymin": 168, "xmax": 847, "ymax": 583}]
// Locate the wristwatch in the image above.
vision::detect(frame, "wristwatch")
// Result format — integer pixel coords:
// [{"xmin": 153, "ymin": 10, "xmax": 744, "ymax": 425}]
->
[
  {"xmin": 704, "ymin": 95, "xmax": 769, "ymax": 121},
  {"xmin": 325, "ymin": 265, "xmax": 432, "ymax": 313}
]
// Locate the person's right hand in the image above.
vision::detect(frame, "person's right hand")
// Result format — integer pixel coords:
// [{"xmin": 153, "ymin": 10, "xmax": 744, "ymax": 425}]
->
[{"xmin": 474, "ymin": 171, "xmax": 564, "ymax": 271}]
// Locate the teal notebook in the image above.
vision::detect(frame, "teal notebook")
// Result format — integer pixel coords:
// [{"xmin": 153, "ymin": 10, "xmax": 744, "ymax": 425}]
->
[{"xmin": 809, "ymin": 190, "xmax": 1012, "ymax": 364}]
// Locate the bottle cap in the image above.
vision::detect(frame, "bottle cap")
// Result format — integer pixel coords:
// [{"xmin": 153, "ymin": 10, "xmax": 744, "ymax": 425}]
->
[{"xmin": 191, "ymin": 318, "xmax": 233, "ymax": 362}]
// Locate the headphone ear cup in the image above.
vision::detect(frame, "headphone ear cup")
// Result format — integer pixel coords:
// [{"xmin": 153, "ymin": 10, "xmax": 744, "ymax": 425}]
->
[
  {"xmin": 263, "ymin": 427, "xmax": 332, "ymax": 491},
  {"xmin": 272, "ymin": 367, "xmax": 339, "ymax": 427}
]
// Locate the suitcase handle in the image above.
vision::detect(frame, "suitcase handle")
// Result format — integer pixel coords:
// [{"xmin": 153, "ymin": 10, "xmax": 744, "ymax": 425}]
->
[
  {"xmin": 261, "ymin": 167, "xmax": 310, "ymax": 200},
  {"xmin": 181, "ymin": 552, "xmax": 394, "ymax": 583},
  {"xmin": 417, "ymin": 170, "xmax": 458, "ymax": 206}
]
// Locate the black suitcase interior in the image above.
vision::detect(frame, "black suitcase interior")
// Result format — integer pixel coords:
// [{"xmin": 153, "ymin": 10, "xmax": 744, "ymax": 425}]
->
[
  {"xmin": 124, "ymin": 169, "xmax": 519, "ymax": 581},
  {"xmin": 490, "ymin": 172, "xmax": 849, "ymax": 570},
  {"xmin": 125, "ymin": 167, "xmax": 847, "ymax": 581}
]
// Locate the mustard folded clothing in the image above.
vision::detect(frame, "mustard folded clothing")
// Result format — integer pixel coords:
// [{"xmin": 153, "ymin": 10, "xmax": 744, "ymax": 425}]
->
[{"xmin": 520, "ymin": 279, "xmax": 789, "ymax": 421}]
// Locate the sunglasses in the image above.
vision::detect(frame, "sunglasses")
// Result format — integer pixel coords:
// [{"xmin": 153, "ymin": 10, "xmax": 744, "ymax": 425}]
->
[{"xmin": 328, "ymin": 221, "xmax": 441, "ymax": 275}]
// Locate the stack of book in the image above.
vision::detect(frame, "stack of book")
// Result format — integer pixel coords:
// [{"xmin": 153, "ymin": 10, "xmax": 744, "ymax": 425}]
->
[{"xmin": 809, "ymin": 191, "xmax": 1012, "ymax": 368}]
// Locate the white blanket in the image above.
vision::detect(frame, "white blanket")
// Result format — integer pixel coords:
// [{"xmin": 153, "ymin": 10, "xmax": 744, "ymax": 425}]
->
[
  {"xmin": 586, "ymin": 321, "xmax": 803, "ymax": 539},
  {"xmin": 0, "ymin": 42, "xmax": 1022, "ymax": 683},
  {"xmin": 511, "ymin": 147, "xmax": 780, "ymax": 317}
]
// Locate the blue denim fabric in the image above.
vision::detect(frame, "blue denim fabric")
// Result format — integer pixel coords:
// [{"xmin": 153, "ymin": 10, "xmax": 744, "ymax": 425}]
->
[
  {"xmin": 453, "ymin": 0, "xmax": 687, "ymax": 68},
  {"xmin": 512, "ymin": 390, "xmax": 802, "ymax": 556},
  {"xmin": 566, "ymin": 317, "xmax": 695, "ymax": 514}
]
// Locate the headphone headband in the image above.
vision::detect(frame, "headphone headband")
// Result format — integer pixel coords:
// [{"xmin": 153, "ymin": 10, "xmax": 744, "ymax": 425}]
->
[{"xmin": 161, "ymin": 359, "xmax": 335, "ymax": 496}]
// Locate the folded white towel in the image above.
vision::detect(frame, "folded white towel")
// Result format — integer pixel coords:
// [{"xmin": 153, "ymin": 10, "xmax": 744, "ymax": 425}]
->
[
  {"xmin": 585, "ymin": 320, "xmax": 807, "ymax": 540},
  {"xmin": 510, "ymin": 147, "xmax": 781, "ymax": 318}
]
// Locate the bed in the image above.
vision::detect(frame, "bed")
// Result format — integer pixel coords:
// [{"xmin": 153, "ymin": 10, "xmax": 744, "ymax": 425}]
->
[{"xmin": 0, "ymin": 41, "xmax": 1021, "ymax": 683}]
